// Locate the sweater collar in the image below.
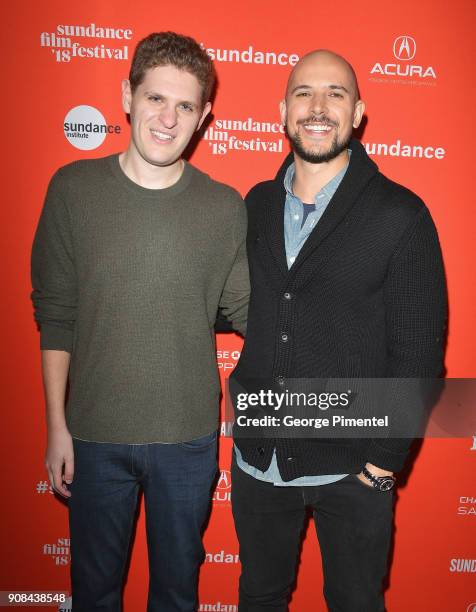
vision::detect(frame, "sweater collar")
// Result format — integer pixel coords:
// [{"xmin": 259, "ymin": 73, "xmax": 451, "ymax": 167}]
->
[{"xmin": 260, "ymin": 139, "xmax": 379, "ymax": 278}]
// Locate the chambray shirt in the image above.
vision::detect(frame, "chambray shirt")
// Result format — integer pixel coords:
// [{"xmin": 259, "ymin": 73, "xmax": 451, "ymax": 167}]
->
[{"xmin": 235, "ymin": 152, "xmax": 351, "ymax": 486}]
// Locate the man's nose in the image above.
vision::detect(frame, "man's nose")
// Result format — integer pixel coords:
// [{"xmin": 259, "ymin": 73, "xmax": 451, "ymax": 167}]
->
[
  {"xmin": 159, "ymin": 104, "xmax": 178, "ymax": 129},
  {"xmin": 309, "ymin": 92, "xmax": 328, "ymax": 116}
]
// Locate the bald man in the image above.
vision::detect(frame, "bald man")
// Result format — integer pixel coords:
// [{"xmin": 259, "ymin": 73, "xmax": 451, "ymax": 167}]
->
[{"xmin": 229, "ymin": 50, "xmax": 447, "ymax": 611}]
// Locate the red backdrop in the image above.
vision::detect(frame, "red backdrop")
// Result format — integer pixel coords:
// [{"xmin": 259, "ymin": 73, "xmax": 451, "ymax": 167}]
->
[{"xmin": 2, "ymin": 1, "xmax": 475, "ymax": 610}]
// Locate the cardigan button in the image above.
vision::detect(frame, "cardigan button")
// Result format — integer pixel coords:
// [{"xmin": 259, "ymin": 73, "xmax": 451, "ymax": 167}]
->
[
  {"xmin": 283, "ymin": 292, "xmax": 292, "ymax": 300},
  {"xmin": 257, "ymin": 447, "xmax": 265, "ymax": 455},
  {"xmin": 281, "ymin": 333, "xmax": 289, "ymax": 342},
  {"xmin": 287, "ymin": 456, "xmax": 295, "ymax": 462},
  {"xmin": 276, "ymin": 376, "xmax": 285, "ymax": 386}
]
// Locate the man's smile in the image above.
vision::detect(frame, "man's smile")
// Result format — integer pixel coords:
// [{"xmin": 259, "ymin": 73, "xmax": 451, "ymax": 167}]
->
[{"xmin": 150, "ymin": 128, "xmax": 175, "ymax": 142}]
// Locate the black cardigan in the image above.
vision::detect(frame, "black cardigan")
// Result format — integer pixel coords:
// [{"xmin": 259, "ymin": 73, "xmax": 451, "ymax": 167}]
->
[{"xmin": 231, "ymin": 139, "xmax": 447, "ymax": 478}]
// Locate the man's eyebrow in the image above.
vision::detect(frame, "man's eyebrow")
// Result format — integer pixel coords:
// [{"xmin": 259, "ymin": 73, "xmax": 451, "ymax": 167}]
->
[
  {"xmin": 290, "ymin": 84, "xmax": 312, "ymax": 95},
  {"xmin": 328, "ymin": 84, "xmax": 350, "ymax": 94},
  {"xmin": 144, "ymin": 90, "xmax": 198, "ymax": 107}
]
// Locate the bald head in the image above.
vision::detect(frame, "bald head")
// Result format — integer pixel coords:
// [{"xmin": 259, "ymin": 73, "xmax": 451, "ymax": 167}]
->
[
  {"xmin": 287, "ymin": 49, "xmax": 360, "ymax": 103},
  {"xmin": 280, "ymin": 48, "xmax": 365, "ymax": 165}
]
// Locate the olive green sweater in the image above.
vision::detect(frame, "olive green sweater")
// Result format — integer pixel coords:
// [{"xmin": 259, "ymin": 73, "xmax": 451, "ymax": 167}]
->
[{"xmin": 31, "ymin": 155, "xmax": 249, "ymax": 443}]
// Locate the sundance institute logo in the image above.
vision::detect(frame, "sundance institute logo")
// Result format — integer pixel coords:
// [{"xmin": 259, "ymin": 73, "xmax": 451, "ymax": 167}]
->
[{"xmin": 63, "ymin": 105, "xmax": 121, "ymax": 150}]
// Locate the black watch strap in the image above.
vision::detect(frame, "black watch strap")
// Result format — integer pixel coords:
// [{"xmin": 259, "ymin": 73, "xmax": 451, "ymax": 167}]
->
[{"xmin": 361, "ymin": 467, "xmax": 396, "ymax": 491}]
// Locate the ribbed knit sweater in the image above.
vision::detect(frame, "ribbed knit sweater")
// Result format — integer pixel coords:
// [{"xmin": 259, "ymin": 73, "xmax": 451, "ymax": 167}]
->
[
  {"xmin": 232, "ymin": 139, "xmax": 447, "ymax": 476},
  {"xmin": 31, "ymin": 155, "xmax": 249, "ymax": 443}
]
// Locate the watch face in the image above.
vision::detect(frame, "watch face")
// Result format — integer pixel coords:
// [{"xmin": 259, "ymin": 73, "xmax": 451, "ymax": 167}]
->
[{"xmin": 379, "ymin": 478, "xmax": 395, "ymax": 491}]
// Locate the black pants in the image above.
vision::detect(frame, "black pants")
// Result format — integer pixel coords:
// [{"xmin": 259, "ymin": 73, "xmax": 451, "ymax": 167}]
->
[{"xmin": 231, "ymin": 459, "xmax": 394, "ymax": 612}]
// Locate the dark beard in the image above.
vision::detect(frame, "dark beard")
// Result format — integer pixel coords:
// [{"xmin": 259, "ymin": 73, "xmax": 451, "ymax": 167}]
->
[{"xmin": 286, "ymin": 126, "xmax": 351, "ymax": 164}]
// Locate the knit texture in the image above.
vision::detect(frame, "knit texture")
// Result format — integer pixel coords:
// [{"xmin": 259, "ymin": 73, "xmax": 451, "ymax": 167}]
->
[
  {"xmin": 31, "ymin": 155, "xmax": 249, "ymax": 443},
  {"xmin": 232, "ymin": 139, "xmax": 447, "ymax": 476}
]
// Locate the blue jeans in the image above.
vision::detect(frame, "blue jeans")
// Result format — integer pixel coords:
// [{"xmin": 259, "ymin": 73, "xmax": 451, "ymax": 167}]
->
[{"xmin": 68, "ymin": 432, "xmax": 217, "ymax": 612}]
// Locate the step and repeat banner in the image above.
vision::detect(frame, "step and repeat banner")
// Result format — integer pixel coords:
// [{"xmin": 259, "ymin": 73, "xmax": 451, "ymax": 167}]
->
[{"xmin": 2, "ymin": 0, "xmax": 475, "ymax": 610}]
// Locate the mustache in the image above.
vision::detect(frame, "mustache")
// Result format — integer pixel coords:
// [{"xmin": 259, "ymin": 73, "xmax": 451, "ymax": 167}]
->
[{"xmin": 297, "ymin": 114, "xmax": 339, "ymax": 128}]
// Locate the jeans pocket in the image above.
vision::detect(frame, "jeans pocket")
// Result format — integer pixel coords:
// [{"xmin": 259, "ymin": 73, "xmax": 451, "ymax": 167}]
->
[{"xmin": 178, "ymin": 430, "xmax": 217, "ymax": 450}]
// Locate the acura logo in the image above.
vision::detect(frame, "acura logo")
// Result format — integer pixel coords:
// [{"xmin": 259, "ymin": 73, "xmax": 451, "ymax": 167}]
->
[
  {"xmin": 393, "ymin": 36, "xmax": 416, "ymax": 61},
  {"xmin": 216, "ymin": 470, "xmax": 231, "ymax": 490}
]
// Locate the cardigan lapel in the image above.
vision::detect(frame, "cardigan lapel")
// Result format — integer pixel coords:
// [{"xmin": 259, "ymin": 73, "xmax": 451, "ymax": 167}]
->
[
  {"xmin": 289, "ymin": 139, "xmax": 379, "ymax": 274},
  {"xmin": 258, "ymin": 180, "xmax": 289, "ymax": 278},
  {"xmin": 255, "ymin": 140, "xmax": 379, "ymax": 281}
]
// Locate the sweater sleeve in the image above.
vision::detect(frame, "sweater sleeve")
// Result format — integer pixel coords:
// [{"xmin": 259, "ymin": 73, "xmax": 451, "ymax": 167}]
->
[
  {"xmin": 365, "ymin": 206, "xmax": 448, "ymax": 471},
  {"xmin": 218, "ymin": 197, "xmax": 250, "ymax": 337},
  {"xmin": 30, "ymin": 170, "xmax": 77, "ymax": 353}
]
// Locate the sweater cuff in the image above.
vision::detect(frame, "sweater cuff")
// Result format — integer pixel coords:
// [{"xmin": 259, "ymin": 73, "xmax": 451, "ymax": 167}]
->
[
  {"xmin": 365, "ymin": 440, "xmax": 410, "ymax": 472},
  {"xmin": 39, "ymin": 324, "xmax": 73, "ymax": 353},
  {"xmin": 233, "ymin": 322, "xmax": 247, "ymax": 337}
]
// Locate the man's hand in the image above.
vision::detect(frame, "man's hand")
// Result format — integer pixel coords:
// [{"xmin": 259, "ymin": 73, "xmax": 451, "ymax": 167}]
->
[
  {"xmin": 357, "ymin": 462, "xmax": 394, "ymax": 487},
  {"xmin": 46, "ymin": 427, "xmax": 74, "ymax": 498},
  {"xmin": 41, "ymin": 350, "xmax": 72, "ymax": 498}
]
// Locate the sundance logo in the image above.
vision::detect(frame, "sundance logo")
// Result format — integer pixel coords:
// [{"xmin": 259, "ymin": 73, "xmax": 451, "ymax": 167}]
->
[
  {"xmin": 205, "ymin": 549, "xmax": 239, "ymax": 564},
  {"xmin": 43, "ymin": 538, "xmax": 70, "ymax": 566},
  {"xmin": 370, "ymin": 35, "xmax": 436, "ymax": 81},
  {"xmin": 199, "ymin": 604, "xmax": 237, "ymax": 612},
  {"xmin": 201, "ymin": 44, "xmax": 299, "ymax": 67},
  {"xmin": 204, "ymin": 118, "xmax": 284, "ymax": 156},
  {"xmin": 64, "ymin": 105, "xmax": 121, "ymax": 150},
  {"xmin": 363, "ymin": 139, "xmax": 445, "ymax": 160},
  {"xmin": 449, "ymin": 558, "xmax": 476, "ymax": 573},
  {"xmin": 40, "ymin": 22, "xmax": 131, "ymax": 64},
  {"xmin": 213, "ymin": 470, "xmax": 232, "ymax": 505}
]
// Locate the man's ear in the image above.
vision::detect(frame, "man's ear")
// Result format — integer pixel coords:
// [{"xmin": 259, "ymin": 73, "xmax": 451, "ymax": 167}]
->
[
  {"xmin": 121, "ymin": 79, "xmax": 132, "ymax": 114},
  {"xmin": 353, "ymin": 99, "xmax": 365, "ymax": 129},
  {"xmin": 197, "ymin": 101, "xmax": 212, "ymax": 131},
  {"xmin": 279, "ymin": 99, "xmax": 287, "ymax": 127}
]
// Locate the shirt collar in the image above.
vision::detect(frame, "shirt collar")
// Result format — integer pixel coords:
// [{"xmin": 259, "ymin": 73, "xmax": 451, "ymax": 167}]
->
[{"xmin": 283, "ymin": 149, "xmax": 352, "ymax": 203}]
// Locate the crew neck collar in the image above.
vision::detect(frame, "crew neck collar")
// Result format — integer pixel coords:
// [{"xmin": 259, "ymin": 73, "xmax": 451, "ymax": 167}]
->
[{"xmin": 109, "ymin": 154, "xmax": 193, "ymax": 198}]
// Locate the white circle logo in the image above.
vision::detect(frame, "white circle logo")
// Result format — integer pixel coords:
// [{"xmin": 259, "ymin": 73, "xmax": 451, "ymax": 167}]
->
[
  {"xmin": 393, "ymin": 36, "xmax": 417, "ymax": 61},
  {"xmin": 466, "ymin": 604, "xmax": 476, "ymax": 612},
  {"xmin": 64, "ymin": 105, "xmax": 107, "ymax": 150}
]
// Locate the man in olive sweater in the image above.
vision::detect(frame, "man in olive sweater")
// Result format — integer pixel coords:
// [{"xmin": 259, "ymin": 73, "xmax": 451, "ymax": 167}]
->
[{"xmin": 31, "ymin": 32, "xmax": 249, "ymax": 612}]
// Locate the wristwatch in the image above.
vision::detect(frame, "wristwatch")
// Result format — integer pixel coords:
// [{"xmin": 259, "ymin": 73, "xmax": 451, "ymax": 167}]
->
[{"xmin": 361, "ymin": 466, "xmax": 396, "ymax": 492}]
